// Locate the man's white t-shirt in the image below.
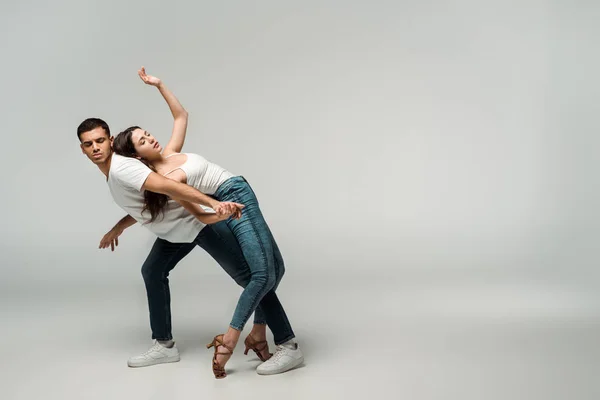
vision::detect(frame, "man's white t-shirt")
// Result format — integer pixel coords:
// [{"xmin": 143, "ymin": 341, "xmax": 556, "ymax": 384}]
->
[{"xmin": 107, "ymin": 154, "xmax": 205, "ymax": 243}]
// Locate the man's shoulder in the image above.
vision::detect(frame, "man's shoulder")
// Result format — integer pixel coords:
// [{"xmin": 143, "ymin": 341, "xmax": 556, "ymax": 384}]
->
[
  {"xmin": 111, "ymin": 154, "xmax": 149, "ymax": 173},
  {"xmin": 112, "ymin": 153, "xmax": 143, "ymax": 166},
  {"xmin": 109, "ymin": 154, "xmax": 152, "ymax": 192}
]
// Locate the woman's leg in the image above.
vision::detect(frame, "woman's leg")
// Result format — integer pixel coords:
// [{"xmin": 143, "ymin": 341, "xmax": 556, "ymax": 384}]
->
[
  {"xmin": 195, "ymin": 221, "xmax": 270, "ymax": 337},
  {"xmin": 206, "ymin": 177, "xmax": 287, "ymax": 372},
  {"xmin": 197, "ymin": 220, "xmax": 294, "ymax": 356},
  {"xmin": 216, "ymin": 179, "xmax": 277, "ymax": 311},
  {"xmin": 196, "ymin": 222, "xmax": 269, "ymax": 357}
]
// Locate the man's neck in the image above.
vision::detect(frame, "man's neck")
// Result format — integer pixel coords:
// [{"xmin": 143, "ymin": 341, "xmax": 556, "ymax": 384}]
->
[{"xmin": 98, "ymin": 153, "xmax": 113, "ymax": 180}]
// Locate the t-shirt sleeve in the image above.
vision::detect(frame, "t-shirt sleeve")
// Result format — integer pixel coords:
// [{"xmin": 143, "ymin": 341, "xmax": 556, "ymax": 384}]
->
[{"xmin": 112, "ymin": 157, "xmax": 153, "ymax": 192}]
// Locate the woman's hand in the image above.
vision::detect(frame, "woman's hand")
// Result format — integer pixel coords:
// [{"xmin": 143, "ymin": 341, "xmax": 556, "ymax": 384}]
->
[
  {"xmin": 138, "ymin": 66, "xmax": 161, "ymax": 87},
  {"xmin": 137, "ymin": 65, "xmax": 188, "ymax": 155},
  {"xmin": 221, "ymin": 206, "xmax": 243, "ymax": 221},
  {"xmin": 213, "ymin": 201, "xmax": 245, "ymax": 217},
  {"xmin": 205, "ymin": 205, "xmax": 242, "ymax": 223}
]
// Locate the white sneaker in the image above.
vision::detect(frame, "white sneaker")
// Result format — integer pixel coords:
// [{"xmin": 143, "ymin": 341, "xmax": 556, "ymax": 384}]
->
[
  {"xmin": 256, "ymin": 341, "xmax": 304, "ymax": 375},
  {"xmin": 127, "ymin": 340, "xmax": 180, "ymax": 368}
]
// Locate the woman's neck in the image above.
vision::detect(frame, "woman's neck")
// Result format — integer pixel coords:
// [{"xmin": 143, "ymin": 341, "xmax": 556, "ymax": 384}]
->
[{"xmin": 144, "ymin": 153, "xmax": 168, "ymax": 172}]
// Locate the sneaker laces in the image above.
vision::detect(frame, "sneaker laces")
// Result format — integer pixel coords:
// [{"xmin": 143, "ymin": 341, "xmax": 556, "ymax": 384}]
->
[
  {"xmin": 140, "ymin": 342, "xmax": 163, "ymax": 357},
  {"xmin": 270, "ymin": 345, "xmax": 288, "ymax": 362}
]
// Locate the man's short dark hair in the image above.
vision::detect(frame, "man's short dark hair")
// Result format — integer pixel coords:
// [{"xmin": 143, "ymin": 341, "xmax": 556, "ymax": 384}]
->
[{"xmin": 77, "ymin": 118, "xmax": 110, "ymax": 141}]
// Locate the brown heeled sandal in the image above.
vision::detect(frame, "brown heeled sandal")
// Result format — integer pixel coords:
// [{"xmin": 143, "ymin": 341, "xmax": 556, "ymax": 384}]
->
[
  {"xmin": 243, "ymin": 334, "xmax": 272, "ymax": 362},
  {"xmin": 206, "ymin": 334, "xmax": 234, "ymax": 379}
]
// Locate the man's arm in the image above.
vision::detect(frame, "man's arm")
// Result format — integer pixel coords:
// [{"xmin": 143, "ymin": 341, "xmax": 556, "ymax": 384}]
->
[
  {"xmin": 115, "ymin": 214, "xmax": 138, "ymax": 230},
  {"xmin": 142, "ymin": 172, "xmax": 243, "ymax": 216},
  {"xmin": 99, "ymin": 215, "xmax": 137, "ymax": 251}
]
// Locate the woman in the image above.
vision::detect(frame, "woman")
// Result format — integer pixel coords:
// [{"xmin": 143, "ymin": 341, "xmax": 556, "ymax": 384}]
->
[{"xmin": 111, "ymin": 67, "xmax": 303, "ymax": 378}]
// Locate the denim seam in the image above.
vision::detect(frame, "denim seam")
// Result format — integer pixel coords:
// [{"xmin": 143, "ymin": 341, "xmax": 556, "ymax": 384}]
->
[
  {"xmin": 229, "ymin": 189, "xmax": 272, "ymax": 327},
  {"xmin": 208, "ymin": 222, "xmax": 269, "ymax": 327}
]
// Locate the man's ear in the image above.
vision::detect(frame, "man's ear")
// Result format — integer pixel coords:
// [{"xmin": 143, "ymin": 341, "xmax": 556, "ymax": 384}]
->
[
  {"xmin": 109, "ymin": 136, "xmax": 114, "ymax": 149},
  {"xmin": 80, "ymin": 143, "xmax": 85, "ymax": 154}
]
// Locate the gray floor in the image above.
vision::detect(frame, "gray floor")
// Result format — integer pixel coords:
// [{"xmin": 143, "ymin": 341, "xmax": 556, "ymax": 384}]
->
[{"xmin": 2, "ymin": 266, "xmax": 599, "ymax": 400}]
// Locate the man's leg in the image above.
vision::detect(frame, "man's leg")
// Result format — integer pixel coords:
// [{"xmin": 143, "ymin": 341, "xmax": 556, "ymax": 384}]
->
[
  {"xmin": 254, "ymin": 234, "xmax": 304, "ymax": 375},
  {"xmin": 128, "ymin": 237, "xmax": 196, "ymax": 368},
  {"xmin": 260, "ymin": 233, "xmax": 295, "ymax": 344}
]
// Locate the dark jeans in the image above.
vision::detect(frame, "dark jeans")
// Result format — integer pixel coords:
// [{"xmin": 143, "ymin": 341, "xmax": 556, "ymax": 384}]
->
[
  {"xmin": 212, "ymin": 176, "xmax": 294, "ymax": 343},
  {"xmin": 142, "ymin": 219, "xmax": 295, "ymax": 345}
]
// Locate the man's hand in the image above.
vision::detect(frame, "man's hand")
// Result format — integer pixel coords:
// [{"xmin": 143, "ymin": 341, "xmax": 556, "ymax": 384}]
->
[
  {"xmin": 99, "ymin": 227, "xmax": 123, "ymax": 252},
  {"xmin": 138, "ymin": 66, "xmax": 161, "ymax": 87}
]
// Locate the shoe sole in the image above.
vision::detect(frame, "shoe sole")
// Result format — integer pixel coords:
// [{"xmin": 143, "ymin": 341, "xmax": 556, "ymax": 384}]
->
[
  {"xmin": 256, "ymin": 356, "xmax": 304, "ymax": 375},
  {"xmin": 127, "ymin": 354, "xmax": 181, "ymax": 368}
]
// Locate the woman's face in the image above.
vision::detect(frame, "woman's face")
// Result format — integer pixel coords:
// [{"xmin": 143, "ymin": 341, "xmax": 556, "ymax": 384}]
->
[{"xmin": 131, "ymin": 128, "xmax": 162, "ymax": 159}]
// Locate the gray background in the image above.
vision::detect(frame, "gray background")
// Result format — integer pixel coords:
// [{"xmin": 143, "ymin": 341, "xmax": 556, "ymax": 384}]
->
[{"xmin": 1, "ymin": 0, "xmax": 599, "ymax": 399}]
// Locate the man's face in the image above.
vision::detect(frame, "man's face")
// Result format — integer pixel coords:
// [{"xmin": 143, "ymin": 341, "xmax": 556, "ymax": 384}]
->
[{"xmin": 80, "ymin": 127, "xmax": 113, "ymax": 165}]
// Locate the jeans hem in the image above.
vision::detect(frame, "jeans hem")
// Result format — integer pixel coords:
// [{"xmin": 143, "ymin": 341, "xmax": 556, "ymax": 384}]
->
[
  {"xmin": 274, "ymin": 334, "xmax": 296, "ymax": 346},
  {"xmin": 229, "ymin": 323, "xmax": 244, "ymax": 331}
]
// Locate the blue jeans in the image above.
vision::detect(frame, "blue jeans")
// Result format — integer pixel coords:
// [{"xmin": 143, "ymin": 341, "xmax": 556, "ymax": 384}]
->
[
  {"xmin": 141, "ymin": 219, "xmax": 295, "ymax": 344},
  {"xmin": 212, "ymin": 176, "xmax": 295, "ymax": 343}
]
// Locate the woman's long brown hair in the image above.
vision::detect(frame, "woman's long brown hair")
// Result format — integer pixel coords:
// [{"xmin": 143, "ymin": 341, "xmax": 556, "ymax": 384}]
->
[{"xmin": 112, "ymin": 126, "xmax": 168, "ymax": 223}]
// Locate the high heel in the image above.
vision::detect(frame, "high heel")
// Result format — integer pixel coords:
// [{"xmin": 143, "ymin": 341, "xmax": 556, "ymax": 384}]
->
[
  {"xmin": 206, "ymin": 334, "xmax": 234, "ymax": 379},
  {"xmin": 243, "ymin": 334, "xmax": 272, "ymax": 362}
]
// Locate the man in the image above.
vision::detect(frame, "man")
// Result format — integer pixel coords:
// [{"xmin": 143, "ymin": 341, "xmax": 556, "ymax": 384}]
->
[{"xmin": 77, "ymin": 117, "xmax": 302, "ymax": 375}]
